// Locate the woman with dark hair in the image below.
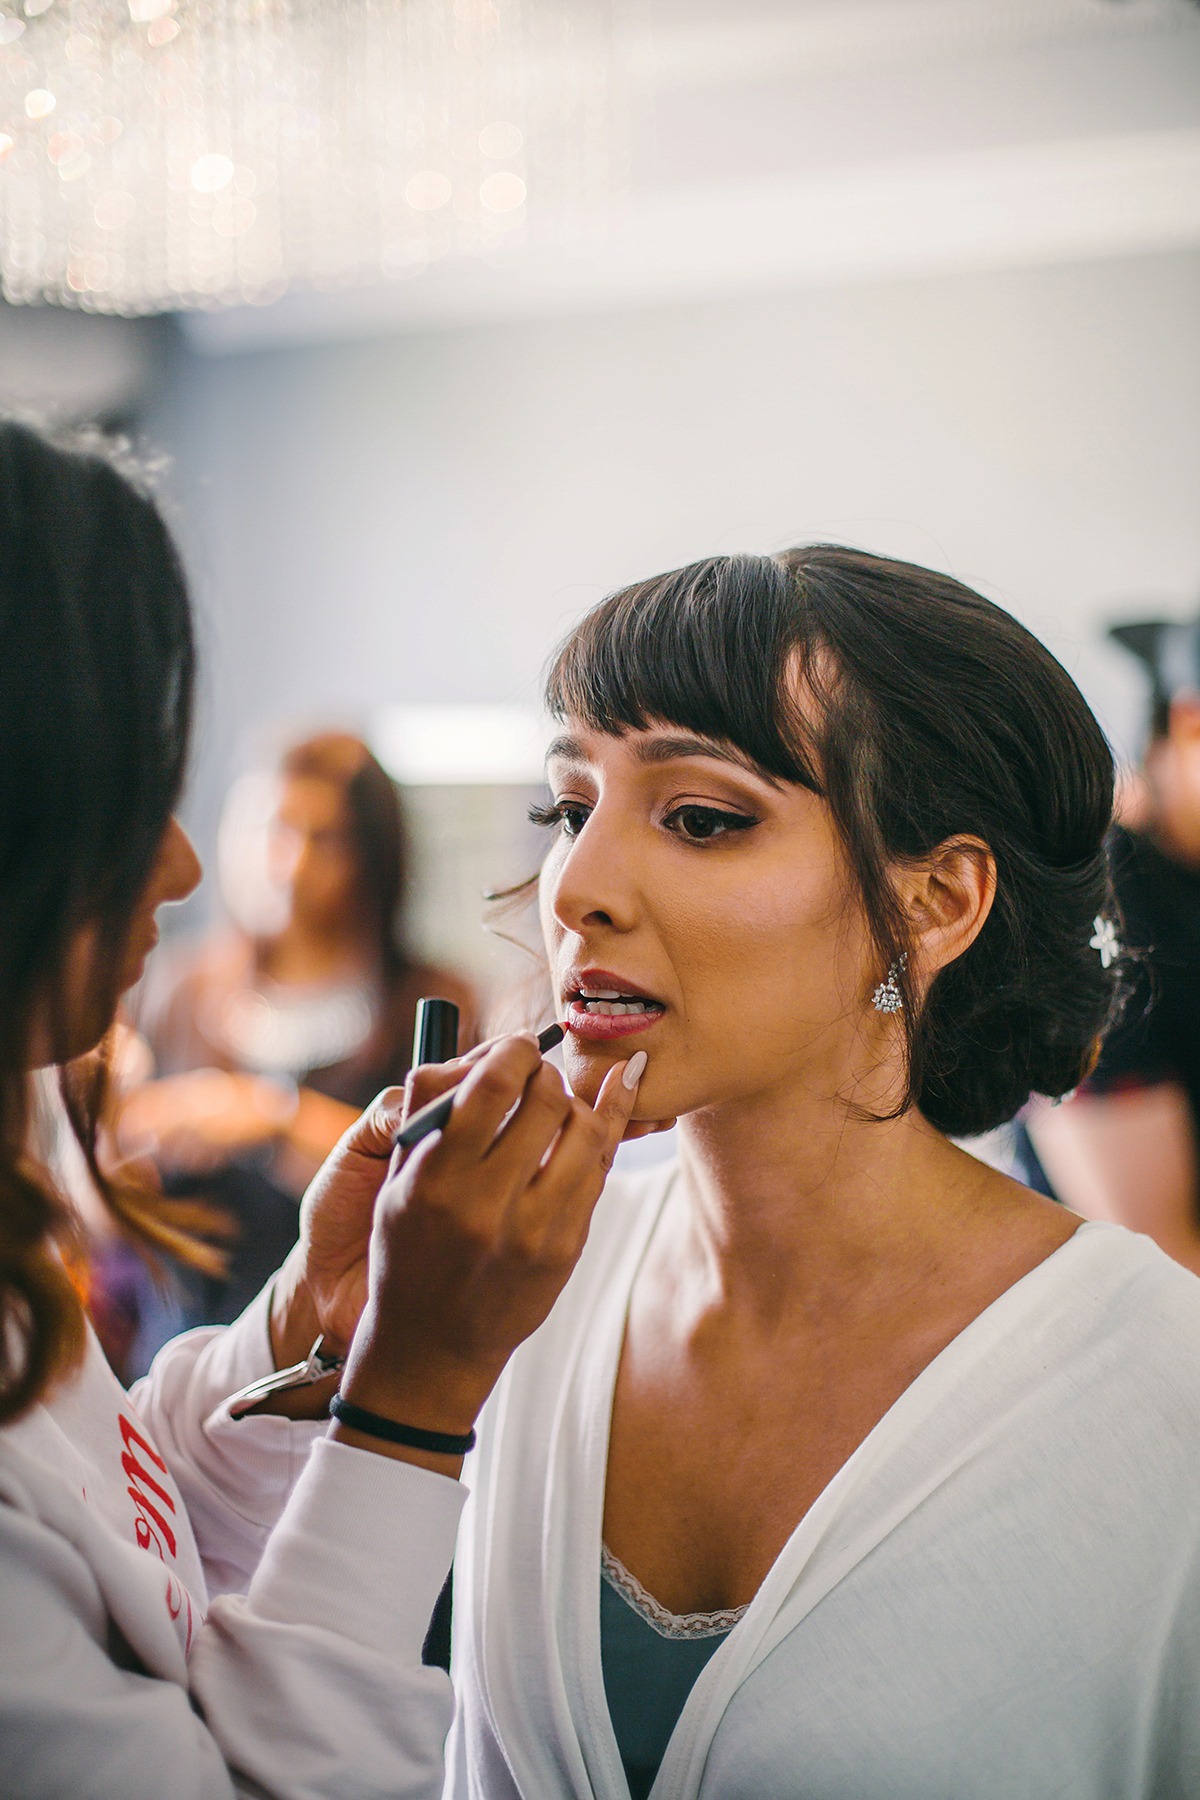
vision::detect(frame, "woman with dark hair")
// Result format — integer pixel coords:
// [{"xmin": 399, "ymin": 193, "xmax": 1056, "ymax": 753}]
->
[
  {"xmin": 446, "ymin": 550, "xmax": 1200, "ymax": 1799},
  {"xmin": 113, "ymin": 730, "xmax": 476, "ymax": 1340},
  {"xmin": 0, "ymin": 420, "xmax": 642, "ymax": 1797}
]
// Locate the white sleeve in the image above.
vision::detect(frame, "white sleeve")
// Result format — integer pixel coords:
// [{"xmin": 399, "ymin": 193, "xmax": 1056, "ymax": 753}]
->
[
  {"xmin": 1, "ymin": 1437, "xmax": 465, "ymax": 1800},
  {"xmin": 0, "ymin": 1485, "xmax": 238, "ymax": 1799},
  {"xmin": 130, "ymin": 1283, "xmax": 325, "ymax": 1597},
  {"xmin": 192, "ymin": 1437, "xmax": 464, "ymax": 1800}
]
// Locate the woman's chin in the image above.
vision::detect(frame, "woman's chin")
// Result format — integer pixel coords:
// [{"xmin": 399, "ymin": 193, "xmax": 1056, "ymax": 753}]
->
[
  {"xmin": 562, "ymin": 1045, "xmax": 610, "ymax": 1107},
  {"xmin": 561, "ymin": 1046, "xmax": 671, "ymax": 1125}
]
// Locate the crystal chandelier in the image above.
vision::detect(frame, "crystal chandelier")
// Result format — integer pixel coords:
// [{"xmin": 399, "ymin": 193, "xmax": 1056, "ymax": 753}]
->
[{"xmin": 0, "ymin": 0, "xmax": 617, "ymax": 314}]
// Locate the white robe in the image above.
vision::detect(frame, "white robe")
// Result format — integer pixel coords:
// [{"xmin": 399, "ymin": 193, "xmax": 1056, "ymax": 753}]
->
[
  {"xmin": 1, "ymin": 1282, "xmax": 465, "ymax": 1800},
  {"xmin": 446, "ymin": 1165, "xmax": 1200, "ymax": 1799}
]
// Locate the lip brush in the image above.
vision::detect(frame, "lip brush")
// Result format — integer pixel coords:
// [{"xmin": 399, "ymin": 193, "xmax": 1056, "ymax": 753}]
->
[{"xmin": 394, "ymin": 1023, "xmax": 566, "ymax": 1149}]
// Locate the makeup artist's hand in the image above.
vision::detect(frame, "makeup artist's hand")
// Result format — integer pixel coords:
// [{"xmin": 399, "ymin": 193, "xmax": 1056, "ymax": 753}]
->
[
  {"xmin": 268, "ymin": 1084, "xmax": 407, "ymax": 1372},
  {"xmin": 268, "ymin": 1041, "xmax": 518, "ymax": 1372},
  {"xmin": 395, "ymin": 1029, "xmax": 674, "ymax": 1145},
  {"xmin": 333, "ymin": 1032, "xmax": 643, "ymax": 1454}
]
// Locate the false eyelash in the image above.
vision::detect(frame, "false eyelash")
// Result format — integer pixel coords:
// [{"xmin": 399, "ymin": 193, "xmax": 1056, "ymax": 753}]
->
[{"xmin": 528, "ymin": 800, "xmax": 573, "ymax": 828}]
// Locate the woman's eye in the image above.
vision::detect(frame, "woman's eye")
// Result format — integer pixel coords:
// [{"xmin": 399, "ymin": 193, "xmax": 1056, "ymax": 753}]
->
[
  {"xmin": 665, "ymin": 805, "xmax": 756, "ymax": 842},
  {"xmin": 529, "ymin": 800, "xmax": 592, "ymax": 838}
]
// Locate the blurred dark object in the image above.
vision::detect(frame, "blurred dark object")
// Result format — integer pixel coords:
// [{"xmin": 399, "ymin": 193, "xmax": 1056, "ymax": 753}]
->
[
  {"xmin": 1085, "ymin": 617, "xmax": 1200, "ymax": 1123},
  {"xmin": 1109, "ymin": 617, "xmax": 1200, "ymax": 742},
  {"xmin": 422, "ymin": 1571, "xmax": 454, "ymax": 1674}
]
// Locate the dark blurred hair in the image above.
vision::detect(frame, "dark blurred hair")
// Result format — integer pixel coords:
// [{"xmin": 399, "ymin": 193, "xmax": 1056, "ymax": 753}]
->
[
  {"xmin": 277, "ymin": 732, "xmax": 410, "ymax": 981},
  {"xmin": 0, "ymin": 420, "xmax": 202, "ymax": 1424},
  {"xmin": 547, "ymin": 547, "xmax": 1123, "ymax": 1138}
]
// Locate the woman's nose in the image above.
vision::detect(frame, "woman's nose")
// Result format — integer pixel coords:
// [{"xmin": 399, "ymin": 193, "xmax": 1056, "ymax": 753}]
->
[{"xmin": 547, "ymin": 808, "xmax": 639, "ymax": 937}]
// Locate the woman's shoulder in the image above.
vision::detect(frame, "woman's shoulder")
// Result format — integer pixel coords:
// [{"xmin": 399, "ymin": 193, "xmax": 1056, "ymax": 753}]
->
[
  {"xmin": 0, "ymin": 1331, "xmax": 165, "ymax": 1574},
  {"xmin": 3, "ymin": 1326, "xmax": 155, "ymax": 1512},
  {"xmin": 1044, "ymin": 1220, "xmax": 1200, "ymax": 1397},
  {"xmin": 0, "ymin": 1355, "xmax": 203, "ymax": 1707},
  {"xmin": 1064, "ymin": 1217, "xmax": 1200, "ymax": 1303}
]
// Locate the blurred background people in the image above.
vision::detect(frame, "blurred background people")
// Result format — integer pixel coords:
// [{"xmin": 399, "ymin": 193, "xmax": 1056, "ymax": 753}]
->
[
  {"xmin": 114, "ymin": 731, "xmax": 477, "ymax": 1356},
  {"xmin": 1029, "ymin": 614, "xmax": 1200, "ymax": 1275}
]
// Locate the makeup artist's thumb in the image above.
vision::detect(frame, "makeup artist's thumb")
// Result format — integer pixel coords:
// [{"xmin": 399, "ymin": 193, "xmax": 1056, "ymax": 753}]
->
[
  {"xmin": 335, "ymin": 1086, "xmax": 409, "ymax": 1161},
  {"xmin": 591, "ymin": 1051, "xmax": 648, "ymax": 1164}
]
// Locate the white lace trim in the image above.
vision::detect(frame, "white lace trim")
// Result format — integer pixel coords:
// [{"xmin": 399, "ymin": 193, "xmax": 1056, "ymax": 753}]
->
[{"xmin": 601, "ymin": 1544, "xmax": 748, "ymax": 1641}]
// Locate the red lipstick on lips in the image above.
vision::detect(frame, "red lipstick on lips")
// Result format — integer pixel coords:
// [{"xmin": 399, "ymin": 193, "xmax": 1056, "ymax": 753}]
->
[{"xmin": 563, "ymin": 968, "xmax": 666, "ymax": 1042}]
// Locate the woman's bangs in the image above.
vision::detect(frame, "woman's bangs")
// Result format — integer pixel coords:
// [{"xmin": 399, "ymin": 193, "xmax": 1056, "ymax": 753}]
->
[{"xmin": 545, "ymin": 556, "xmax": 821, "ymax": 789}]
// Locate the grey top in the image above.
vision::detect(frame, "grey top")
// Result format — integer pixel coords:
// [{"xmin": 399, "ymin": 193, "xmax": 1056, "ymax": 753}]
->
[{"xmin": 599, "ymin": 1547, "xmax": 746, "ymax": 1800}]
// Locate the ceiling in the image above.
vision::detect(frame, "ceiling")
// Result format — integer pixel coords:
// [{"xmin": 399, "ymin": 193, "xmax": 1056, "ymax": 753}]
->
[{"xmin": 179, "ymin": 0, "xmax": 1200, "ymax": 354}]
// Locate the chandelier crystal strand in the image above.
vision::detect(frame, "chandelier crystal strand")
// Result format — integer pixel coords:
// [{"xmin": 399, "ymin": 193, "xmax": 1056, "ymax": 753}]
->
[{"xmin": 0, "ymin": 0, "xmax": 616, "ymax": 314}]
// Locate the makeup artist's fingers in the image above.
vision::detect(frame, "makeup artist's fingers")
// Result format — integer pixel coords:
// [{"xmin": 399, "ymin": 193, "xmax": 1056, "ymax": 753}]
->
[
  {"xmin": 402, "ymin": 1039, "xmax": 497, "ymax": 1121},
  {"xmin": 271, "ymin": 1082, "xmax": 411, "ymax": 1365},
  {"xmin": 479, "ymin": 1059, "xmax": 573, "ymax": 1190},
  {"xmin": 515, "ymin": 1057, "xmax": 645, "ymax": 1251},
  {"xmin": 590, "ymin": 1053, "xmax": 648, "ymax": 1167},
  {"xmin": 517, "ymin": 1110, "xmax": 610, "ymax": 1255},
  {"xmin": 423, "ymin": 1033, "xmax": 546, "ymax": 1163}
]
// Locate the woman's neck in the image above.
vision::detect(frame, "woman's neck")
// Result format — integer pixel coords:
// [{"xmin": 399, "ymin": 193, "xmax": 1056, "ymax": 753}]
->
[{"xmin": 672, "ymin": 1080, "xmax": 992, "ymax": 1319}]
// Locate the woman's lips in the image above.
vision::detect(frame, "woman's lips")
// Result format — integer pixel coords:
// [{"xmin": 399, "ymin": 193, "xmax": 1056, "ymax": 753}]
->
[
  {"xmin": 123, "ymin": 922, "xmax": 160, "ymax": 985},
  {"xmin": 564, "ymin": 998, "xmax": 664, "ymax": 1041}
]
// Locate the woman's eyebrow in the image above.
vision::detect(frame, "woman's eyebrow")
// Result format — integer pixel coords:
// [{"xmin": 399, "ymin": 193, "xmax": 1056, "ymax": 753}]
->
[
  {"xmin": 633, "ymin": 735, "xmax": 775, "ymax": 781},
  {"xmin": 545, "ymin": 730, "xmax": 778, "ymax": 784},
  {"xmin": 546, "ymin": 734, "xmax": 586, "ymax": 766}
]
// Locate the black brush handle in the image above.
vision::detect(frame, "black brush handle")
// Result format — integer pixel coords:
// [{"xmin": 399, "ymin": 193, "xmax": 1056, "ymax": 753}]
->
[{"xmin": 394, "ymin": 1023, "xmax": 565, "ymax": 1150}]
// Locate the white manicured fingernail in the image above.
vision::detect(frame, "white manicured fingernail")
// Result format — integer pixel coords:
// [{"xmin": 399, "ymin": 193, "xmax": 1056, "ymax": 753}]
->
[{"xmin": 623, "ymin": 1051, "xmax": 647, "ymax": 1089}]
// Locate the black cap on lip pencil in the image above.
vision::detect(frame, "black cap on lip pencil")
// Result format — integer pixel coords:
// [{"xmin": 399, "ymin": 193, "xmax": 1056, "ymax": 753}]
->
[
  {"xmin": 413, "ymin": 996, "xmax": 461, "ymax": 1067},
  {"xmin": 393, "ymin": 1022, "xmax": 566, "ymax": 1150}
]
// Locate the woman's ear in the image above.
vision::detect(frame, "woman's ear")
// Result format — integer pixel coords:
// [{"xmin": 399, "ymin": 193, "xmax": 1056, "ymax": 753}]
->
[{"xmin": 898, "ymin": 836, "xmax": 996, "ymax": 984}]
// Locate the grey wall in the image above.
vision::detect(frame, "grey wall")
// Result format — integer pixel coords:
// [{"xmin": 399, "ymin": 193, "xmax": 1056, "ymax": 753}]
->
[{"xmin": 146, "ymin": 246, "xmax": 1200, "ymax": 923}]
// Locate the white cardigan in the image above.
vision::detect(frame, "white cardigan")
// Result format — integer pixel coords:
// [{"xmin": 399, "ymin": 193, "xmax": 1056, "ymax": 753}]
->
[
  {"xmin": 0, "ymin": 1282, "xmax": 465, "ymax": 1800},
  {"xmin": 446, "ymin": 1165, "xmax": 1200, "ymax": 1800}
]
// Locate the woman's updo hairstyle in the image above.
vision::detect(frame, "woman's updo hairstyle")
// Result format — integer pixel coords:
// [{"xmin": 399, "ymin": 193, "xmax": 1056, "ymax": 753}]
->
[{"xmin": 546, "ymin": 546, "xmax": 1122, "ymax": 1138}]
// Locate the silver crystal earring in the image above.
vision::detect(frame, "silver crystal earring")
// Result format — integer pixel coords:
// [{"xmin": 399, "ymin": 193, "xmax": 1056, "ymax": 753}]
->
[{"xmin": 872, "ymin": 952, "xmax": 907, "ymax": 1015}]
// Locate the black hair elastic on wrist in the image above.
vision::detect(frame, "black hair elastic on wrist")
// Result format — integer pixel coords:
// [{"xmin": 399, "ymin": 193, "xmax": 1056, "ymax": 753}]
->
[{"xmin": 329, "ymin": 1392, "xmax": 476, "ymax": 1456}]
